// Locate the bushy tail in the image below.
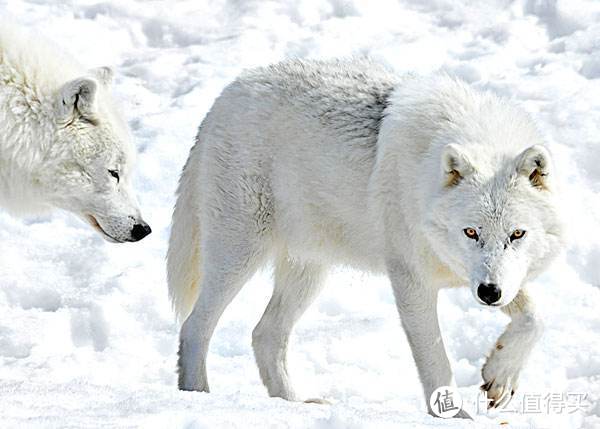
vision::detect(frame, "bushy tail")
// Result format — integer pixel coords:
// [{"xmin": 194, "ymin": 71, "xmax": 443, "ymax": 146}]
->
[{"xmin": 167, "ymin": 146, "xmax": 202, "ymax": 323}]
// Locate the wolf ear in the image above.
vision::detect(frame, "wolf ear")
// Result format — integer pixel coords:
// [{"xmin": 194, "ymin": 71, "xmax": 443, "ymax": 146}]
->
[
  {"xmin": 89, "ymin": 66, "xmax": 113, "ymax": 85},
  {"xmin": 441, "ymin": 144, "xmax": 474, "ymax": 187},
  {"xmin": 516, "ymin": 145, "xmax": 552, "ymax": 190},
  {"xmin": 56, "ymin": 78, "xmax": 97, "ymax": 122}
]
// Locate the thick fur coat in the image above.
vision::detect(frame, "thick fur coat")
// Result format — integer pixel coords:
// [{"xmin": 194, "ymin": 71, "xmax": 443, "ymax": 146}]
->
[{"xmin": 168, "ymin": 59, "xmax": 565, "ymax": 417}]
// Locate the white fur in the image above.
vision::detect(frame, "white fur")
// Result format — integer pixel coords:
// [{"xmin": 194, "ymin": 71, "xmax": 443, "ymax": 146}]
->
[
  {"xmin": 0, "ymin": 22, "xmax": 150, "ymax": 242},
  {"xmin": 168, "ymin": 59, "xmax": 565, "ymax": 417}
]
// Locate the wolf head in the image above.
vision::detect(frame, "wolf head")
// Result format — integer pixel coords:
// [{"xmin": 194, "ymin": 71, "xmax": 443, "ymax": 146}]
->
[
  {"xmin": 424, "ymin": 140, "xmax": 564, "ymax": 307},
  {"xmin": 39, "ymin": 67, "xmax": 151, "ymax": 243}
]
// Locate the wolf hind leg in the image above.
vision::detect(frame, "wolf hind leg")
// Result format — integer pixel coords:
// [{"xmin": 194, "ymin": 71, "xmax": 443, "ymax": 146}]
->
[
  {"xmin": 252, "ymin": 256, "xmax": 326, "ymax": 401},
  {"xmin": 178, "ymin": 225, "xmax": 267, "ymax": 392}
]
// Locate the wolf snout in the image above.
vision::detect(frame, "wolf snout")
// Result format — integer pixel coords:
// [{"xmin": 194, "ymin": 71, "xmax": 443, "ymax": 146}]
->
[
  {"xmin": 477, "ymin": 283, "xmax": 501, "ymax": 306},
  {"xmin": 131, "ymin": 221, "xmax": 152, "ymax": 241}
]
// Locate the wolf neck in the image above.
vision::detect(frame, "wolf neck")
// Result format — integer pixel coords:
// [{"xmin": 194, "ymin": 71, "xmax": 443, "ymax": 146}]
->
[
  {"xmin": 0, "ymin": 171, "xmax": 50, "ymax": 216},
  {"xmin": 0, "ymin": 94, "xmax": 56, "ymax": 214},
  {"xmin": 0, "ymin": 131, "xmax": 52, "ymax": 214}
]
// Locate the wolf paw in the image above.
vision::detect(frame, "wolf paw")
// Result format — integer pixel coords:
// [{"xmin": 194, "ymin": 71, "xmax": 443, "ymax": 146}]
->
[{"xmin": 481, "ymin": 348, "xmax": 520, "ymax": 409}]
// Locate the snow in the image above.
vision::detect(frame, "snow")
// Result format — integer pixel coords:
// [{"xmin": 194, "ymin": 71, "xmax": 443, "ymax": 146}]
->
[{"xmin": 1, "ymin": 0, "xmax": 600, "ymax": 428}]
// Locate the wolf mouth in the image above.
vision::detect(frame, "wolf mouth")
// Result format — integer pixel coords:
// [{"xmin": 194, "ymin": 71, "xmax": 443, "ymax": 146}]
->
[
  {"xmin": 86, "ymin": 215, "xmax": 122, "ymax": 243},
  {"xmin": 474, "ymin": 296, "xmax": 504, "ymax": 307}
]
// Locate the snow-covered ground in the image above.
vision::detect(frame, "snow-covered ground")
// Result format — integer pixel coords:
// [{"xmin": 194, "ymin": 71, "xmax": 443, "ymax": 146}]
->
[{"xmin": 1, "ymin": 0, "xmax": 600, "ymax": 427}]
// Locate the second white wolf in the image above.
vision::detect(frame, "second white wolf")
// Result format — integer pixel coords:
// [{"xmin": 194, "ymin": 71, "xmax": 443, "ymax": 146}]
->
[
  {"xmin": 168, "ymin": 59, "xmax": 565, "ymax": 417},
  {"xmin": 0, "ymin": 23, "xmax": 151, "ymax": 243}
]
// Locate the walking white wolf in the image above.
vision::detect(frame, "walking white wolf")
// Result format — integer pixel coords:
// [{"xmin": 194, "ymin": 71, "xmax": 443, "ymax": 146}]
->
[
  {"xmin": 168, "ymin": 59, "xmax": 565, "ymax": 417},
  {"xmin": 0, "ymin": 23, "xmax": 151, "ymax": 242}
]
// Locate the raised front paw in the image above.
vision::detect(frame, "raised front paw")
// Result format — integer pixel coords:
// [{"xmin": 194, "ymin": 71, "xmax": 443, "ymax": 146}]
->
[{"xmin": 481, "ymin": 345, "xmax": 521, "ymax": 408}]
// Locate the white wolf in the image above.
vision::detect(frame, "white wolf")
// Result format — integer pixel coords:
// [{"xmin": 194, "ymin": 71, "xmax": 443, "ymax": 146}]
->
[
  {"xmin": 168, "ymin": 59, "xmax": 564, "ymax": 417},
  {"xmin": 0, "ymin": 23, "xmax": 151, "ymax": 242}
]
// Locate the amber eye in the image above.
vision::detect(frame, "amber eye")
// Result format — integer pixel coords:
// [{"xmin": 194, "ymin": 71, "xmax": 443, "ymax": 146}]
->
[
  {"xmin": 510, "ymin": 229, "xmax": 526, "ymax": 242},
  {"xmin": 464, "ymin": 228, "xmax": 479, "ymax": 241}
]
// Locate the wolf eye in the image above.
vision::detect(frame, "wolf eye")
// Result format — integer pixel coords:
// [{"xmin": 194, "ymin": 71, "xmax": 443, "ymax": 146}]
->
[
  {"xmin": 510, "ymin": 229, "xmax": 526, "ymax": 242},
  {"xmin": 464, "ymin": 227, "xmax": 479, "ymax": 241},
  {"xmin": 108, "ymin": 169, "xmax": 120, "ymax": 183}
]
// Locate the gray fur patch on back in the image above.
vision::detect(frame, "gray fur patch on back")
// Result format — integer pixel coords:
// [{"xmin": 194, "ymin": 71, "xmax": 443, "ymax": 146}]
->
[{"xmin": 238, "ymin": 59, "xmax": 398, "ymax": 148}]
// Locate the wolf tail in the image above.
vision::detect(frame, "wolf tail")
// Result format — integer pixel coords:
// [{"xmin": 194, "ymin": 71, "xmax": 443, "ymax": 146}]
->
[{"xmin": 167, "ymin": 143, "xmax": 202, "ymax": 323}]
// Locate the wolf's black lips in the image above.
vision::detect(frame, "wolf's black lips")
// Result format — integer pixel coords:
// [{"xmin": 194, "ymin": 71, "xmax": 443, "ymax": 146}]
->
[
  {"xmin": 86, "ymin": 215, "xmax": 122, "ymax": 243},
  {"xmin": 475, "ymin": 296, "xmax": 502, "ymax": 307}
]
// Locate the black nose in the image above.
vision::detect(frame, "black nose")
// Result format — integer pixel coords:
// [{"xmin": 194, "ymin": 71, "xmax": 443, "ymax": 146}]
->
[
  {"xmin": 131, "ymin": 222, "xmax": 152, "ymax": 241},
  {"xmin": 477, "ymin": 283, "xmax": 501, "ymax": 305}
]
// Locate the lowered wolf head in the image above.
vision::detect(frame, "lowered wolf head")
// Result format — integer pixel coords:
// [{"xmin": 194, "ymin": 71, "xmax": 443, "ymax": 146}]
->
[
  {"xmin": 40, "ymin": 67, "xmax": 151, "ymax": 243},
  {"xmin": 424, "ymin": 141, "xmax": 565, "ymax": 307}
]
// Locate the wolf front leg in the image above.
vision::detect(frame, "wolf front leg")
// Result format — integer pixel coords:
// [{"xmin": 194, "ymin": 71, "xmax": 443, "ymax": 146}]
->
[
  {"xmin": 388, "ymin": 262, "xmax": 470, "ymax": 419},
  {"xmin": 481, "ymin": 289, "xmax": 542, "ymax": 408}
]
